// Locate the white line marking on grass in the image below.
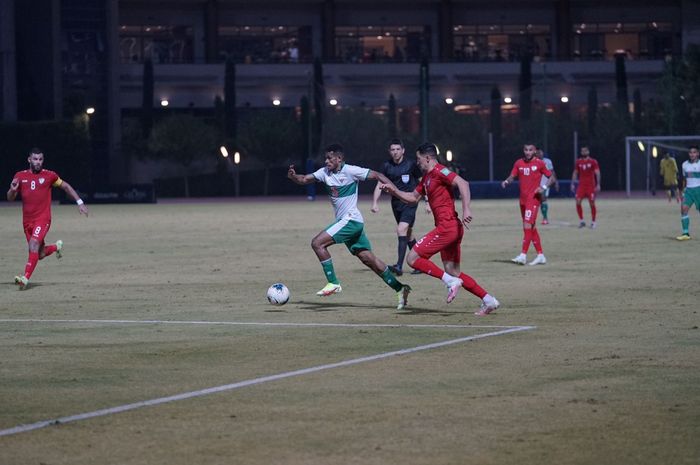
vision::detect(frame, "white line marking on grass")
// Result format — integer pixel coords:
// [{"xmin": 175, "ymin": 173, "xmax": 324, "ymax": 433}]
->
[
  {"xmin": 0, "ymin": 319, "xmax": 521, "ymax": 329},
  {"xmin": 0, "ymin": 325, "xmax": 534, "ymax": 437}
]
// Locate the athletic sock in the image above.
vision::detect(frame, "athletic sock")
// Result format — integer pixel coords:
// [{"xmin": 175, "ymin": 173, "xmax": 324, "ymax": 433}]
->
[
  {"xmin": 24, "ymin": 251, "xmax": 40, "ymax": 279},
  {"xmin": 531, "ymin": 228, "xmax": 543, "ymax": 254},
  {"xmin": 521, "ymin": 228, "xmax": 533, "ymax": 254},
  {"xmin": 576, "ymin": 204, "xmax": 584, "ymax": 220},
  {"xmin": 412, "ymin": 257, "xmax": 445, "ymax": 279},
  {"xmin": 397, "ymin": 236, "xmax": 408, "ymax": 268},
  {"xmin": 681, "ymin": 215, "xmax": 690, "ymax": 235},
  {"xmin": 541, "ymin": 202, "xmax": 549, "ymax": 220},
  {"xmin": 380, "ymin": 267, "xmax": 404, "ymax": 292},
  {"xmin": 591, "ymin": 203, "xmax": 597, "ymax": 221},
  {"xmin": 458, "ymin": 272, "xmax": 487, "ymax": 299},
  {"xmin": 408, "ymin": 239, "xmax": 417, "ymax": 249},
  {"xmin": 320, "ymin": 258, "xmax": 340, "ymax": 284},
  {"xmin": 42, "ymin": 244, "xmax": 57, "ymax": 259}
]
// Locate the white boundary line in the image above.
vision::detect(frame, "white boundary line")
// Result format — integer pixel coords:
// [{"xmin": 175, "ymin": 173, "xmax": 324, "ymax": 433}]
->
[
  {"xmin": 0, "ymin": 321, "xmax": 535, "ymax": 437},
  {"xmin": 0, "ymin": 318, "xmax": 521, "ymax": 329}
]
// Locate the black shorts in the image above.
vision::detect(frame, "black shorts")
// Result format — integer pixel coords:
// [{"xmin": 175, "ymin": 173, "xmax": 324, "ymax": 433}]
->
[{"xmin": 392, "ymin": 201, "xmax": 418, "ymax": 227}]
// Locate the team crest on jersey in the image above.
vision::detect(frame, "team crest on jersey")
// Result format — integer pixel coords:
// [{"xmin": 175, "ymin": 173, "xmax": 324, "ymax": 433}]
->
[
  {"xmin": 401, "ymin": 174, "xmax": 410, "ymax": 183},
  {"xmin": 39, "ymin": 178, "xmax": 45, "ymax": 184},
  {"xmin": 440, "ymin": 167, "xmax": 451, "ymax": 176},
  {"xmin": 532, "ymin": 166, "xmax": 538, "ymax": 171},
  {"xmin": 330, "ymin": 186, "xmax": 339, "ymax": 197}
]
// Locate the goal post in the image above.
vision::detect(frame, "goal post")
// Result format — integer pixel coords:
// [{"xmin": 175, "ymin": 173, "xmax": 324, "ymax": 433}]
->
[{"xmin": 625, "ymin": 136, "xmax": 700, "ymax": 197}]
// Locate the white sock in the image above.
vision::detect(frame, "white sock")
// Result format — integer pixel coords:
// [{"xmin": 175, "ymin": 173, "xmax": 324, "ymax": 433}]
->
[{"xmin": 441, "ymin": 273, "xmax": 458, "ymax": 285}]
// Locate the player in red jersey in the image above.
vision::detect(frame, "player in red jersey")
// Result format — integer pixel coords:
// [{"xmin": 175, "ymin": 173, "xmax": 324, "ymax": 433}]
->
[
  {"xmin": 571, "ymin": 145, "xmax": 601, "ymax": 229},
  {"xmin": 379, "ymin": 143, "xmax": 500, "ymax": 316},
  {"xmin": 502, "ymin": 143, "xmax": 553, "ymax": 266},
  {"xmin": 6, "ymin": 148, "xmax": 89, "ymax": 289}
]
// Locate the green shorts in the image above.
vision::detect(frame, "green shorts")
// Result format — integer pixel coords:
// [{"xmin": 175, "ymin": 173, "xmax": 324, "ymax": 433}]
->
[
  {"xmin": 325, "ymin": 218, "xmax": 372, "ymax": 254},
  {"xmin": 682, "ymin": 186, "xmax": 700, "ymax": 211}
]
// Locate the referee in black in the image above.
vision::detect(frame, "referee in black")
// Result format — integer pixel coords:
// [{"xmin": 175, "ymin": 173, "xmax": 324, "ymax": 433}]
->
[{"xmin": 371, "ymin": 139, "xmax": 424, "ymax": 276}]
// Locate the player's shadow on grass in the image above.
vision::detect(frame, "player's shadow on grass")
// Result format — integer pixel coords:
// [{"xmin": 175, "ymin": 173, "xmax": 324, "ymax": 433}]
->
[{"xmin": 293, "ymin": 300, "xmax": 463, "ymax": 316}]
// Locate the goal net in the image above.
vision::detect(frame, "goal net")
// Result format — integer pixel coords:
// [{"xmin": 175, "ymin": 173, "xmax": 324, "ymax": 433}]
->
[{"xmin": 625, "ymin": 136, "xmax": 700, "ymax": 197}]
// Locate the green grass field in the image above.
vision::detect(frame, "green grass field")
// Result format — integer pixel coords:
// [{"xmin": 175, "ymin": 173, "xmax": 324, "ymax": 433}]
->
[{"xmin": 0, "ymin": 196, "xmax": 698, "ymax": 465}]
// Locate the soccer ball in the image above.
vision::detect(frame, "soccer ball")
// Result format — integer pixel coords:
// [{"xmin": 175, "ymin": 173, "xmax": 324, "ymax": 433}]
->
[{"xmin": 267, "ymin": 283, "xmax": 290, "ymax": 305}]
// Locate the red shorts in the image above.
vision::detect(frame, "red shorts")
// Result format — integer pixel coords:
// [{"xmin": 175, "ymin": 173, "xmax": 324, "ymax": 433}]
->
[
  {"xmin": 519, "ymin": 200, "xmax": 541, "ymax": 225},
  {"xmin": 413, "ymin": 221, "xmax": 463, "ymax": 264},
  {"xmin": 576, "ymin": 188, "xmax": 596, "ymax": 201},
  {"xmin": 23, "ymin": 218, "xmax": 51, "ymax": 244}
]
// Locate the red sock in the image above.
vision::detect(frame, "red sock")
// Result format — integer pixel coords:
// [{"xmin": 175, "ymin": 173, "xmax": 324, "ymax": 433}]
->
[
  {"xmin": 590, "ymin": 203, "xmax": 597, "ymax": 221},
  {"xmin": 42, "ymin": 244, "xmax": 57, "ymax": 259},
  {"xmin": 531, "ymin": 228, "xmax": 543, "ymax": 254},
  {"xmin": 459, "ymin": 272, "xmax": 487, "ymax": 299},
  {"xmin": 412, "ymin": 257, "xmax": 445, "ymax": 279},
  {"xmin": 24, "ymin": 251, "xmax": 40, "ymax": 279},
  {"xmin": 521, "ymin": 228, "xmax": 533, "ymax": 254},
  {"xmin": 576, "ymin": 204, "xmax": 583, "ymax": 220}
]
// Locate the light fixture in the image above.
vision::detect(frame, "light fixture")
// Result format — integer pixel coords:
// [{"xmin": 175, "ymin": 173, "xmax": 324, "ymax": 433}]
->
[
  {"xmin": 637, "ymin": 141, "xmax": 645, "ymax": 151},
  {"xmin": 160, "ymin": 99, "xmax": 169, "ymax": 107},
  {"xmin": 445, "ymin": 98, "xmax": 454, "ymax": 105},
  {"xmin": 85, "ymin": 107, "xmax": 95, "ymax": 115},
  {"xmin": 234, "ymin": 151, "xmax": 241, "ymax": 164},
  {"xmin": 220, "ymin": 146, "xmax": 229, "ymax": 158},
  {"xmin": 272, "ymin": 98, "xmax": 281, "ymax": 106},
  {"xmin": 504, "ymin": 97, "xmax": 512, "ymax": 104},
  {"xmin": 329, "ymin": 98, "xmax": 338, "ymax": 106},
  {"xmin": 652, "ymin": 146, "xmax": 658, "ymax": 158},
  {"xmin": 446, "ymin": 150, "xmax": 453, "ymax": 162},
  {"xmin": 560, "ymin": 96, "xmax": 569, "ymax": 103}
]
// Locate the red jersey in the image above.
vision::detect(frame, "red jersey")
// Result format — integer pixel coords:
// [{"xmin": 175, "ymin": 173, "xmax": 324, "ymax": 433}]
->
[
  {"xmin": 574, "ymin": 157, "xmax": 599, "ymax": 189},
  {"xmin": 13, "ymin": 169, "xmax": 62, "ymax": 221},
  {"xmin": 509, "ymin": 157, "xmax": 552, "ymax": 201},
  {"xmin": 416, "ymin": 163, "xmax": 459, "ymax": 226}
]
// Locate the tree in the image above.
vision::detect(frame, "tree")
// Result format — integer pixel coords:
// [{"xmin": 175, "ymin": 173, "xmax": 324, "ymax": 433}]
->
[
  {"xmin": 587, "ymin": 85, "xmax": 598, "ymax": 135},
  {"xmin": 519, "ymin": 54, "xmax": 532, "ymax": 121},
  {"xmin": 224, "ymin": 57, "xmax": 237, "ymax": 142},
  {"xmin": 141, "ymin": 59, "xmax": 154, "ymax": 139},
  {"xmin": 238, "ymin": 108, "xmax": 302, "ymax": 195},
  {"xmin": 419, "ymin": 57, "xmax": 429, "ymax": 141},
  {"xmin": 147, "ymin": 115, "xmax": 219, "ymax": 197},
  {"xmin": 312, "ymin": 58, "xmax": 326, "ymax": 155},
  {"xmin": 387, "ymin": 93, "xmax": 398, "ymax": 139},
  {"xmin": 615, "ymin": 53, "xmax": 629, "ymax": 119}
]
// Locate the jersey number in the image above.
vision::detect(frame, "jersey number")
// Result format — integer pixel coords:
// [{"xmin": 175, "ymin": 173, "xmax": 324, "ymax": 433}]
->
[
  {"xmin": 523, "ymin": 168, "xmax": 530, "ymax": 176},
  {"xmin": 524, "ymin": 209, "xmax": 532, "ymax": 219},
  {"xmin": 33, "ymin": 226, "xmax": 42, "ymax": 237},
  {"xmin": 30, "ymin": 180, "xmax": 36, "ymax": 190}
]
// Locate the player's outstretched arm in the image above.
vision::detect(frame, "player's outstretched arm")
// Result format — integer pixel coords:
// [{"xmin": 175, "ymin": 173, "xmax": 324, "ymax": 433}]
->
[
  {"xmin": 453, "ymin": 176, "xmax": 473, "ymax": 228},
  {"xmin": 594, "ymin": 169, "xmax": 601, "ymax": 192},
  {"xmin": 371, "ymin": 182, "xmax": 382, "ymax": 213},
  {"xmin": 287, "ymin": 165, "xmax": 316, "ymax": 186},
  {"xmin": 570, "ymin": 169, "xmax": 578, "ymax": 192},
  {"xmin": 7, "ymin": 178, "xmax": 19, "ymax": 201},
  {"xmin": 60, "ymin": 181, "xmax": 89, "ymax": 216},
  {"xmin": 501, "ymin": 175, "xmax": 515, "ymax": 189}
]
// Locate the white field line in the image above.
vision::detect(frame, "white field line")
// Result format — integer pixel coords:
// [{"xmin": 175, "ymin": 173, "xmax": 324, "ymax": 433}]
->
[
  {"xmin": 0, "ymin": 318, "xmax": 524, "ymax": 329},
  {"xmin": 0, "ymin": 324, "xmax": 534, "ymax": 437}
]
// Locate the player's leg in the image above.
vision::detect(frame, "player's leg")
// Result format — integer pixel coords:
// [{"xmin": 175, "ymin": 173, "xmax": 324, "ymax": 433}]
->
[
  {"xmin": 408, "ymin": 226, "xmax": 463, "ymax": 303},
  {"xmin": 523, "ymin": 203, "xmax": 546, "ymax": 265},
  {"xmin": 541, "ymin": 189, "xmax": 550, "ymax": 224},
  {"xmin": 311, "ymin": 225, "xmax": 342, "ymax": 295},
  {"xmin": 353, "ymin": 235, "xmax": 411, "ymax": 310},
  {"xmin": 392, "ymin": 218, "xmax": 410, "ymax": 276},
  {"xmin": 677, "ymin": 191, "xmax": 695, "ymax": 240},
  {"xmin": 575, "ymin": 192, "xmax": 585, "ymax": 227},
  {"xmin": 588, "ymin": 193, "xmax": 597, "ymax": 228},
  {"xmin": 512, "ymin": 204, "xmax": 529, "ymax": 264}
]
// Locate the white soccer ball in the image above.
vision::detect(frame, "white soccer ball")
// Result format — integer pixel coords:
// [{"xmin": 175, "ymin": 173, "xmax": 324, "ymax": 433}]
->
[{"xmin": 267, "ymin": 283, "xmax": 290, "ymax": 305}]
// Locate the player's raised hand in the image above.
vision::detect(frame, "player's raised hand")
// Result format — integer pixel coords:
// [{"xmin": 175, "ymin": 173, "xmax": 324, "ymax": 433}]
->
[{"xmin": 287, "ymin": 165, "xmax": 297, "ymax": 178}]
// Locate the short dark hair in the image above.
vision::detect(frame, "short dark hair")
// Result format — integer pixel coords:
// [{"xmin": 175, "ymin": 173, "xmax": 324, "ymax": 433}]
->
[
  {"xmin": 416, "ymin": 142, "xmax": 438, "ymax": 158},
  {"xmin": 689, "ymin": 145, "xmax": 699, "ymax": 151},
  {"xmin": 389, "ymin": 138, "xmax": 404, "ymax": 148},
  {"xmin": 580, "ymin": 145, "xmax": 590, "ymax": 150},
  {"xmin": 325, "ymin": 143, "xmax": 344, "ymax": 155},
  {"xmin": 523, "ymin": 142, "xmax": 538, "ymax": 149},
  {"xmin": 30, "ymin": 147, "xmax": 43, "ymax": 156}
]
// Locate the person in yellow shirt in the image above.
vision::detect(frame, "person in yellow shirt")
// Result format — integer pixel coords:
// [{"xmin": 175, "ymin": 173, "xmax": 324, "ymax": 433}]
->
[{"xmin": 659, "ymin": 153, "xmax": 680, "ymax": 202}]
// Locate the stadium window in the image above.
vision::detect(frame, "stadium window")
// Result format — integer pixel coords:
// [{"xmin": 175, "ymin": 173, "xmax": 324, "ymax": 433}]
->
[
  {"xmin": 334, "ymin": 26, "xmax": 430, "ymax": 63},
  {"xmin": 119, "ymin": 25, "xmax": 194, "ymax": 63},
  {"xmin": 571, "ymin": 21, "xmax": 674, "ymax": 60},
  {"xmin": 452, "ymin": 24, "xmax": 550, "ymax": 62},
  {"xmin": 218, "ymin": 26, "xmax": 311, "ymax": 63}
]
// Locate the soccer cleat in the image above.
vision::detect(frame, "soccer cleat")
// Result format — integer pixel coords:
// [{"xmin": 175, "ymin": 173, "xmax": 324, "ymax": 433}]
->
[
  {"xmin": 528, "ymin": 254, "xmax": 547, "ymax": 266},
  {"xmin": 446, "ymin": 278, "xmax": 463, "ymax": 304},
  {"xmin": 676, "ymin": 234, "xmax": 691, "ymax": 241},
  {"xmin": 475, "ymin": 295, "xmax": 500, "ymax": 316},
  {"xmin": 410, "ymin": 269, "xmax": 422, "ymax": 275},
  {"xmin": 511, "ymin": 254, "xmax": 527, "ymax": 265},
  {"xmin": 388, "ymin": 264, "xmax": 403, "ymax": 276},
  {"xmin": 14, "ymin": 275, "xmax": 28, "ymax": 290},
  {"xmin": 590, "ymin": 221, "xmax": 597, "ymax": 229},
  {"xmin": 397, "ymin": 285, "xmax": 412, "ymax": 310},
  {"xmin": 578, "ymin": 221, "xmax": 586, "ymax": 228},
  {"xmin": 55, "ymin": 240, "xmax": 64, "ymax": 259},
  {"xmin": 316, "ymin": 283, "xmax": 342, "ymax": 296},
  {"xmin": 542, "ymin": 219, "xmax": 549, "ymax": 225}
]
